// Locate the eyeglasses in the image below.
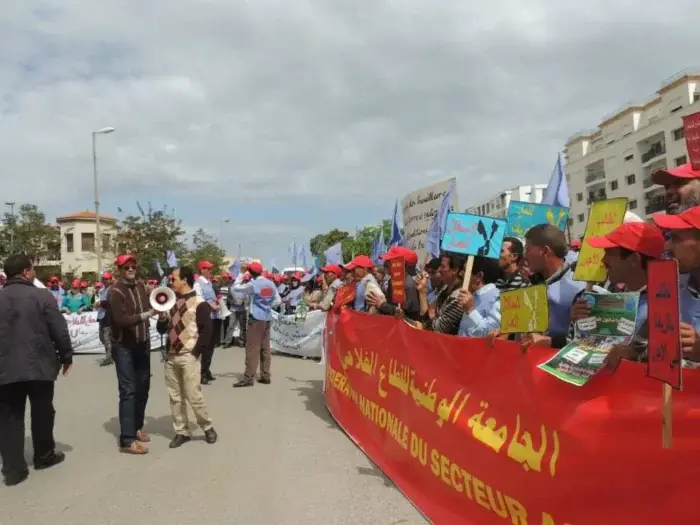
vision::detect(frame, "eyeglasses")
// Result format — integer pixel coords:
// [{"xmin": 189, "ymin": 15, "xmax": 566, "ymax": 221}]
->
[{"xmin": 121, "ymin": 264, "xmax": 137, "ymax": 270}]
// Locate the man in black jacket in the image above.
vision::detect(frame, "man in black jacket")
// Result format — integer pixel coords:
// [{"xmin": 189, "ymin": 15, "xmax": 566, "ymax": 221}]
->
[{"xmin": 0, "ymin": 254, "xmax": 73, "ymax": 487}]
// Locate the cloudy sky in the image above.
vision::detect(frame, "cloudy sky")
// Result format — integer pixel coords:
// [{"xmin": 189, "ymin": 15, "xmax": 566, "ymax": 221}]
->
[{"xmin": 1, "ymin": 1, "xmax": 698, "ymax": 264}]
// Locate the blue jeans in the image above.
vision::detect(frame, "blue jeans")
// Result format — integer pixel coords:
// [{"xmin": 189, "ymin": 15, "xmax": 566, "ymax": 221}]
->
[{"xmin": 112, "ymin": 343, "xmax": 151, "ymax": 446}]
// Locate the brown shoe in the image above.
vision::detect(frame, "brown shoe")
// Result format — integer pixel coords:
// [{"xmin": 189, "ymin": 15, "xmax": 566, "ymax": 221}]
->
[
  {"xmin": 120, "ymin": 442, "xmax": 148, "ymax": 455},
  {"xmin": 136, "ymin": 430, "xmax": 151, "ymax": 443}
]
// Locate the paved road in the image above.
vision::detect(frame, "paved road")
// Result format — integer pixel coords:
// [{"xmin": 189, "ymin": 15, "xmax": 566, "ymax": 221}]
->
[{"xmin": 1, "ymin": 347, "xmax": 426, "ymax": 525}]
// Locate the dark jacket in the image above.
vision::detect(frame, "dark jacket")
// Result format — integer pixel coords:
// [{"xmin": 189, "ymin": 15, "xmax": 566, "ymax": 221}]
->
[
  {"xmin": 108, "ymin": 280, "xmax": 151, "ymax": 346},
  {"xmin": 0, "ymin": 278, "xmax": 73, "ymax": 386},
  {"xmin": 378, "ymin": 272, "xmax": 421, "ymax": 321}
]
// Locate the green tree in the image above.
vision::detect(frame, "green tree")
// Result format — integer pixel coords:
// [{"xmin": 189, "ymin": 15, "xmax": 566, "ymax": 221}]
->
[
  {"xmin": 183, "ymin": 228, "xmax": 226, "ymax": 272},
  {"xmin": 114, "ymin": 209, "xmax": 187, "ymax": 278},
  {"xmin": 309, "ymin": 220, "xmax": 393, "ymax": 264},
  {"xmin": 0, "ymin": 204, "xmax": 60, "ymax": 263}
]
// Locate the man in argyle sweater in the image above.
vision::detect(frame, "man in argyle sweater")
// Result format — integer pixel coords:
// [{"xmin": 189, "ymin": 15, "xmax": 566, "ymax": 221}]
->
[{"xmin": 156, "ymin": 266, "xmax": 218, "ymax": 449}]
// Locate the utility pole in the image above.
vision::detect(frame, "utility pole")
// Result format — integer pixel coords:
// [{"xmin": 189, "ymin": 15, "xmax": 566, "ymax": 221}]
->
[{"xmin": 4, "ymin": 202, "xmax": 16, "ymax": 252}]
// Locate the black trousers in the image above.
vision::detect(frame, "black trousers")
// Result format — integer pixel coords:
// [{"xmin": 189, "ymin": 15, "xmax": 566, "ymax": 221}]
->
[
  {"xmin": 201, "ymin": 319, "xmax": 220, "ymax": 379},
  {"xmin": 0, "ymin": 381, "xmax": 56, "ymax": 478}
]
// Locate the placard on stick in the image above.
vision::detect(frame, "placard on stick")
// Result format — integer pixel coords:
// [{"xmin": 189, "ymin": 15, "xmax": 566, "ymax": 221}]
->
[
  {"xmin": 506, "ymin": 201, "xmax": 570, "ymax": 239},
  {"xmin": 647, "ymin": 259, "xmax": 682, "ymax": 450},
  {"xmin": 441, "ymin": 212, "xmax": 507, "ymax": 288},
  {"xmin": 682, "ymin": 111, "xmax": 700, "ymax": 171},
  {"xmin": 573, "ymin": 198, "xmax": 628, "ymax": 282},
  {"xmin": 500, "ymin": 284, "xmax": 549, "ymax": 334},
  {"xmin": 389, "ymin": 257, "xmax": 406, "ymax": 304}
]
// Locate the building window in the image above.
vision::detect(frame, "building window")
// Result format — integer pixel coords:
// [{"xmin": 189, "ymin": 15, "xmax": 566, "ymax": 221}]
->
[
  {"xmin": 694, "ymin": 92, "xmax": 700, "ymax": 102},
  {"xmin": 629, "ymin": 199, "xmax": 637, "ymax": 210},
  {"xmin": 610, "ymin": 180, "xmax": 618, "ymax": 191},
  {"xmin": 576, "ymin": 192, "xmax": 583, "ymax": 202},
  {"xmin": 577, "ymin": 214, "xmax": 585, "ymax": 223},
  {"xmin": 81, "ymin": 233, "xmax": 95, "ymax": 252},
  {"xmin": 626, "ymin": 174, "xmax": 636, "ymax": 185},
  {"xmin": 675, "ymin": 155, "xmax": 688, "ymax": 166},
  {"xmin": 624, "ymin": 154, "xmax": 633, "ymax": 162},
  {"xmin": 673, "ymin": 127, "xmax": 684, "ymax": 141},
  {"xmin": 65, "ymin": 234, "xmax": 74, "ymax": 253},
  {"xmin": 567, "ymin": 218, "xmax": 573, "ymax": 227},
  {"xmin": 102, "ymin": 234, "xmax": 111, "ymax": 251},
  {"xmin": 671, "ymin": 105, "xmax": 683, "ymax": 113}
]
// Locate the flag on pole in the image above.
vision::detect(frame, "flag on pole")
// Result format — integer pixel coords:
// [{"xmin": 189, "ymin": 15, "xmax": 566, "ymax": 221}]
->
[
  {"xmin": 228, "ymin": 258, "xmax": 241, "ymax": 279},
  {"xmin": 541, "ymin": 154, "xmax": 570, "ymax": 208},
  {"xmin": 324, "ymin": 242, "xmax": 343, "ymax": 265},
  {"xmin": 154, "ymin": 260, "xmax": 164, "ymax": 277},
  {"xmin": 389, "ymin": 199, "xmax": 404, "ymax": 247},
  {"xmin": 425, "ymin": 181, "xmax": 456, "ymax": 260},
  {"xmin": 166, "ymin": 250, "xmax": 178, "ymax": 268}
]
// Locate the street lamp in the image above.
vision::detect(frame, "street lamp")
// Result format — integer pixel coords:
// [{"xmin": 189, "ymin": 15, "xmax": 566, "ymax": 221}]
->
[
  {"xmin": 4, "ymin": 202, "xmax": 16, "ymax": 252},
  {"xmin": 220, "ymin": 219, "xmax": 230, "ymax": 251},
  {"xmin": 92, "ymin": 127, "xmax": 115, "ymax": 276}
]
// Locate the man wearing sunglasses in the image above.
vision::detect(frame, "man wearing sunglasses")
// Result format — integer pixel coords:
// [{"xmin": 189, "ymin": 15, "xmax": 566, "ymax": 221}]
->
[{"xmin": 108, "ymin": 254, "xmax": 155, "ymax": 455}]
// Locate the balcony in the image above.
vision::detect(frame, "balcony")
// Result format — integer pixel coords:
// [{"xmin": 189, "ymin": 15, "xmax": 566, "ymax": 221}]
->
[
  {"xmin": 645, "ymin": 197, "xmax": 665, "ymax": 215},
  {"xmin": 587, "ymin": 189, "xmax": 607, "ymax": 205},
  {"xmin": 641, "ymin": 141, "xmax": 666, "ymax": 163},
  {"xmin": 585, "ymin": 172, "xmax": 606, "ymax": 184}
]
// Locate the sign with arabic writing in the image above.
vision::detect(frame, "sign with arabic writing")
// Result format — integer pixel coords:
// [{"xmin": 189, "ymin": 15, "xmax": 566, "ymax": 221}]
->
[
  {"xmin": 499, "ymin": 284, "xmax": 549, "ymax": 334},
  {"xmin": 270, "ymin": 310, "xmax": 325, "ymax": 358},
  {"xmin": 682, "ymin": 111, "xmax": 700, "ymax": 171},
  {"xmin": 505, "ymin": 201, "xmax": 570, "ymax": 239},
  {"xmin": 324, "ymin": 310, "xmax": 700, "ymax": 525},
  {"xmin": 65, "ymin": 312, "xmax": 162, "ymax": 354},
  {"xmin": 647, "ymin": 259, "xmax": 682, "ymax": 390},
  {"xmin": 573, "ymin": 198, "xmax": 628, "ymax": 282},
  {"xmin": 389, "ymin": 257, "xmax": 406, "ymax": 304},
  {"xmin": 441, "ymin": 213, "xmax": 506, "ymax": 259}
]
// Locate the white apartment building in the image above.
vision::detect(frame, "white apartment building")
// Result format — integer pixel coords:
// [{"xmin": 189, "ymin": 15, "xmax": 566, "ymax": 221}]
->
[
  {"xmin": 467, "ymin": 184, "xmax": 548, "ymax": 219},
  {"xmin": 57, "ymin": 210, "xmax": 118, "ymax": 277},
  {"xmin": 565, "ymin": 71, "xmax": 700, "ymax": 240}
]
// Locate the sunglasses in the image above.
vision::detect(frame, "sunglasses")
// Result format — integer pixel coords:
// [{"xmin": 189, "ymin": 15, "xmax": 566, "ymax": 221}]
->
[{"xmin": 121, "ymin": 264, "xmax": 137, "ymax": 270}]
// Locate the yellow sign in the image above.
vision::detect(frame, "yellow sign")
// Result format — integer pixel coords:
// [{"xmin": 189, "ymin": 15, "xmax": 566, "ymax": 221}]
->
[
  {"xmin": 499, "ymin": 284, "xmax": 549, "ymax": 334},
  {"xmin": 573, "ymin": 198, "xmax": 628, "ymax": 282}
]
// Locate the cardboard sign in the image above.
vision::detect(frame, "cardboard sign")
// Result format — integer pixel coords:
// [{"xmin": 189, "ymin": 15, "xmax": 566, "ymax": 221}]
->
[
  {"xmin": 682, "ymin": 111, "xmax": 700, "ymax": 171},
  {"xmin": 573, "ymin": 198, "xmax": 628, "ymax": 282},
  {"xmin": 647, "ymin": 259, "xmax": 682, "ymax": 390},
  {"xmin": 440, "ymin": 213, "xmax": 507, "ymax": 259},
  {"xmin": 389, "ymin": 258, "xmax": 406, "ymax": 304},
  {"xmin": 506, "ymin": 201, "xmax": 570, "ymax": 239},
  {"xmin": 500, "ymin": 284, "xmax": 549, "ymax": 334}
]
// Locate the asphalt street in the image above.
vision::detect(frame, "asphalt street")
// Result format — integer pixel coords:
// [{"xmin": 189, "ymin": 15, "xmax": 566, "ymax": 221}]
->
[{"xmin": 0, "ymin": 347, "xmax": 426, "ymax": 525}]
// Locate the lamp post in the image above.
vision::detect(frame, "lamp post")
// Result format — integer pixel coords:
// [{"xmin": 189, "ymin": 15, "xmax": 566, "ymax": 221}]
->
[
  {"xmin": 92, "ymin": 126, "xmax": 115, "ymax": 276},
  {"xmin": 220, "ymin": 219, "xmax": 230, "ymax": 251},
  {"xmin": 4, "ymin": 202, "xmax": 16, "ymax": 252}
]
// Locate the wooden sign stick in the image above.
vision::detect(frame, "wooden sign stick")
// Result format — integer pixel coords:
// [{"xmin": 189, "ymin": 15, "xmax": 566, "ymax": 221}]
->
[
  {"xmin": 662, "ymin": 383, "xmax": 673, "ymax": 449},
  {"xmin": 462, "ymin": 255, "xmax": 474, "ymax": 290}
]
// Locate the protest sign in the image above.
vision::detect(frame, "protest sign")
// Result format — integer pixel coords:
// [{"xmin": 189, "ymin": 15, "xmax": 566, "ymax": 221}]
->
[
  {"xmin": 67, "ymin": 312, "xmax": 163, "ymax": 354},
  {"xmin": 573, "ymin": 198, "xmax": 628, "ymax": 282},
  {"xmin": 388, "ymin": 258, "xmax": 406, "ymax": 304},
  {"xmin": 539, "ymin": 292, "xmax": 640, "ymax": 386},
  {"xmin": 505, "ymin": 201, "xmax": 569, "ymax": 239},
  {"xmin": 401, "ymin": 178, "xmax": 458, "ymax": 260},
  {"xmin": 270, "ymin": 310, "xmax": 325, "ymax": 358},
  {"xmin": 441, "ymin": 213, "xmax": 506, "ymax": 259},
  {"xmin": 647, "ymin": 259, "xmax": 682, "ymax": 390},
  {"xmin": 682, "ymin": 111, "xmax": 700, "ymax": 170},
  {"xmin": 500, "ymin": 284, "xmax": 549, "ymax": 334}
]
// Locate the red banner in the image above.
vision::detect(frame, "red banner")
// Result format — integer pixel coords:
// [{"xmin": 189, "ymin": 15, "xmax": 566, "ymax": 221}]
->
[
  {"xmin": 324, "ymin": 311, "xmax": 700, "ymax": 525},
  {"xmin": 682, "ymin": 111, "xmax": 700, "ymax": 171}
]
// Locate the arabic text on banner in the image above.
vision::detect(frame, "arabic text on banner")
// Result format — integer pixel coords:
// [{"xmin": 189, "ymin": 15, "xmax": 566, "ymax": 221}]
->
[
  {"xmin": 270, "ymin": 310, "xmax": 325, "ymax": 358},
  {"xmin": 66, "ymin": 312, "xmax": 163, "ymax": 354},
  {"xmin": 500, "ymin": 284, "xmax": 549, "ymax": 334},
  {"xmin": 505, "ymin": 201, "xmax": 569, "ymax": 239},
  {"xmin": 324, "ymin": 310, "xmax": 699, "ymax": 525},
  {"xmin": 401, "ymin": 178, "xmax": 458, "ymax": 260}
]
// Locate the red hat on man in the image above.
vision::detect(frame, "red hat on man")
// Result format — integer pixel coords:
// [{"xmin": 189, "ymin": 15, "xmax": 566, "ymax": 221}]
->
[
  {"xmin": 651, "ymin": 163, "xmax": 700, "ymax": 186},
  {"xmin": 115, "ymin": 254, "xmax": 136, "ymax": 267},
  {"xmin": 586, "ymin": 222, "xmax": 665, "ymax": 259},
  {"xmin": 652, "ymin": 206, "xmax": 700, "ymax": 230},
  {"xmin": 198, "ymin": 261, "xmax": 213, "ymax": 272},
  {"xmin": 320, "ymin": 264, "xmax": 343, "ymax": 278},
  {"xmin": 101, "ymin": 271, "xmax": 113, "ymax": 280},
  {"xmin": 95, "ymin": 282, "xmax": 104, "ymax": 289},
  {"xmin": 380, "ymin": 246, "xmax": 418, "ymax": 265},
  {"xmin": 248, "ymin": 261, "xmax": 264, "ymax": 274},
  {"xmin": 344, "ymin": 255, "xmax": 375, "ymax": 270},
  {"xmin": 49, "ymin": 276, "xmax": 59, "ymax": 283},
  {"xmin": 71, "ymin": 279, "xmax": 81, "ymax": 289},
  {"xmin": 80, "ymin": 281, "xmax": 88, "ymax": 288},
  {"xmin": 571, "ymin": 240, "xmax": 582, "ymax": 249}
]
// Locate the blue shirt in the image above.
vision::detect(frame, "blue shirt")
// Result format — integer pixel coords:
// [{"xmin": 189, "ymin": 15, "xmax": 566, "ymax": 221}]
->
[
  {"xmin": 285, "ymin": 286, "xmax": 304, "ymax": 308},
  {"xmin": 232, "ymin": 276, "xmax": 282, "ymax": 322},
  {"xmin": 545, "ymin": 264, "xmax": 586, "ymax": 340},
  {"xmin": 196, "ymin": 277, "xmax": 220, "ymax": 320},
  {"xmin": 458, "ymin": 283, "xmax": 501, "ymax": 337},
  {"xmin": 353, "ymin": 274, "xmax": 379, "ymax": 312},
  {"xmin": 97, "ymin": 285, "xmax": 110, "ymax": 320},
  {"xmin": 679, "ymin": 275, "xmax": 700, "ymax": 368}
]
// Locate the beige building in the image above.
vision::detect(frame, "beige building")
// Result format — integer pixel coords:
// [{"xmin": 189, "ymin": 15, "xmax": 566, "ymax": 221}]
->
[
  {"xmin": 467, "ymin": 184, "xmax": 548, "ymax": 219},
  {"xmin": 565, "ymin": 70, "xmax": 700, "ymax": 239},
  {"xmin": 57, "ymin": 211, "xmax": 118, "ymax": 277}
]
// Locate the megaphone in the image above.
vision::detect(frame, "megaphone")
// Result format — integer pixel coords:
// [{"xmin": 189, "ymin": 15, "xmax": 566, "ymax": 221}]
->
[{"xmin": 150, "ymin": 286, "xmax": 176, "ymax": 312}]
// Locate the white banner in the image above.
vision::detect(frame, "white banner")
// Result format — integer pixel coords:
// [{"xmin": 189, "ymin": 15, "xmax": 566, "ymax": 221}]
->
[
  {"xmin": 270, "ymin": 310, "xmax": 326, "ymax": 359},
  {"xmin": 66, "ymin": 312, "xmax": 163, "ymax": 355},
  {"xmin": 401, "ymin": 177, "xmax": 459, "ymax": 261}
]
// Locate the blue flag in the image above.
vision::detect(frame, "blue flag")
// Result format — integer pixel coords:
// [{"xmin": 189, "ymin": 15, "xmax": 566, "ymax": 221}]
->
[
  {"xmin": 425, "ymin": 181, "xmax": 456, "ymax": 260},
  {"xmin": 371, "ymin": 226, "xmax": 387, "ymax": 264},
  {"xmin": 166, "ymin": 250, "xmax": 178, "ymax": 268},
  {"xmin": 297, "ymin": 244, "xmax": 307, "ymax": 269},
  {"xmin": 541, "ymin": 154, "xmax": 570, "ymax": 208},
  {"xmin": 324, "ymin": 242, "xmax": 343, "ymax": 265},
  {"xmin": 389, "ymin": 199, "xmax": 404, "ymax": 247},
  {"xmin": 228, "ymin": 258, "xmax": 241, "ymax": 279},
  {"xmin": 154, "ymin": 260, "xmax": 164, "ymax": 277}
]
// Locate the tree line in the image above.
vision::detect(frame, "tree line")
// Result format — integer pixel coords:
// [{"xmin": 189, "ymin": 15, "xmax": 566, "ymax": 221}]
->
[{"xmin": 309, "ymin": 219, "xmax": 394, "ymax": 265}]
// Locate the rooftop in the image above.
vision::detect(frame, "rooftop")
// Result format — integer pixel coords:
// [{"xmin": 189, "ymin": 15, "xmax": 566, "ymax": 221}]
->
[{"xmin": 56, "ymin": 210, "xmax": 118, "ymax": 222}]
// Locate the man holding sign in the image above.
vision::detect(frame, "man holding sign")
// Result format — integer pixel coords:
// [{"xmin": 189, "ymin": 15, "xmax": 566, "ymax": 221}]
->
[
  {"xmin": 457, "ymin": 257, "xmax": 502, "ymax": 337},
  {"xmin": 367, "ymin": 247, "xmax": 421, "ymax": 322}
]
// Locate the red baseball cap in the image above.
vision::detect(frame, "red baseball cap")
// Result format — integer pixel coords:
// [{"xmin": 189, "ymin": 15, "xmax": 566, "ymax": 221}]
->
[
  {"xmin": 101, "ymin": 271, "xmax": 113, "ymax": 280},
  {"xmin": 586, "ymin": 222, "xmax": 665, "ymax": 259},
  {"xmin": 198, "ymin": 261, "xmax": 213, "ymax": 272},
  {"xmin": 80, "ymin": 281, "xmax": 88, "ymax": 288},
  {"xmin": 115, "ymin": 254, "xmax": 137, "ymax": 267},
  {"xmin": 652, "ymin": 206, "xmax": 700, "ymax": 230},
  {"xmin": 320, "ymin": 264, "xmax": 343, "ymax": 278},
  {"xmin": 345, "ymin": 255, "xmax": 374, "ymax": 270},
  {"xmin": 380, "ymin": 246, "xmax": 418, "ymax": 265},
  {"xmin": 570, "ymin": 240, "xmax": 582, "ymax": 249},
  {"xmin": 71, "ymin": 279, "xmax": 81, "ymax": 288},
  {"xmin": 651, "ymin": 163, "xmax": 700, "ymax": 186},
  {"xmin": 49, "ymin": 276, "xmax": 59, "ymax": 283},
  {"xmin": 248, "ymin": 261, "xmax": 263, "ymax": 274},
  {"xmin": 95, "ymin": 282, "xmax": 104, "ymax": 289}
]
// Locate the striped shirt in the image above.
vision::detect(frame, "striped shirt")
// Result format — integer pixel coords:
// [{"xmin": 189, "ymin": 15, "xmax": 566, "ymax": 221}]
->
[
  {"xmin": 423, "ymin": 285, "xmax": 463, "ymax": 335},
  {"xmin": 495, "ymin": 271, "xmax": 529, "ymax": 292}
]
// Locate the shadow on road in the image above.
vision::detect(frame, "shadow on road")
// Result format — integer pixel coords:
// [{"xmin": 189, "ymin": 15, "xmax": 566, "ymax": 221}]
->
[
  {"xmin": 287, "ymin": 377, "xmax": 337, "ymax": 428},
  {"xmin": 356, "ymin": 465, "xmax": 395, "ymax": 488},
  {"xmin": 103, "ymin": 414, "xmax": 179, "ymax": 441},
  {"xmin": 23, "ymin": 439, "xmax": 73, "ymax": 463}
]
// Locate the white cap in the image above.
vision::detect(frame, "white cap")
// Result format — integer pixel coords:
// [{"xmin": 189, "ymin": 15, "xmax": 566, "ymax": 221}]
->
[{"xmin": 623, "ymin": 211, "xmax": 644, "ymax": 223}]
